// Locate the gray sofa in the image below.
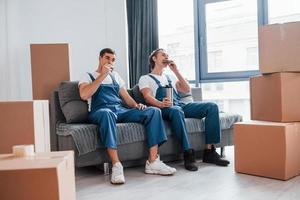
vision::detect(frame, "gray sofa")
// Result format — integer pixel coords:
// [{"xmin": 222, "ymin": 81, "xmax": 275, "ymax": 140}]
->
[{"xmin": 49, "ymin": 81, "xmax": 242, "ymax": 168}]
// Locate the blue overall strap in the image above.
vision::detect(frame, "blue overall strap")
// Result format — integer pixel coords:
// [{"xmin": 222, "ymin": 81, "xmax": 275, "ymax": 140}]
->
[
  {"xmin": 108, "ymin": 73, "xmax": 118, "ymax": 85},
  {"xmin": 165, "ymin": 74, "xmax": 181, "ymax": 101},
  {"xmin": 166, "ymin": 75, "xmax": 180, "ymax": 97},
  {"xmin": 165, "ymin": 75, "xmax": 173, "ymax": 86},
  {"xmin": 148, "ymin": 74, "xmax": 163, "ymax": 87},
  {"xmin": 88, "ymin": 72, "xmax": 95, "ymax": 81}
]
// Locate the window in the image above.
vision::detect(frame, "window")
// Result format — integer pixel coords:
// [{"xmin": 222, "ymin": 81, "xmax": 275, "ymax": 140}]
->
[
  {"xmin": 215, "ymin": 83, "xmax": 224, "ymax": 91},
  {"xmin": 268, "ymin": 0, "xmax": 300, "ymax": 23},
  {"xmin": 166, "ymin": 42, "xmax": 180, "ymax": 54},
  {"xmin": 157, "ymin": 0, "xmax": 300, "ymax": 121},
  {"xmin": 208, "ymin": 50, "xmax": 222, "ymax": 72},
  {"xmin": 246, "ymin": 47, "xmax": 258, "ymax": 68},
  {"xmin": 157, "ymin": 0, "xmax": 195, "ymax": 81},
  {"xmin": 158, "ymin": 0, "xmax": 300, "ymax": 83},
  {"xmin": 200, "ymin": 0, "xmax": 259, "ymax": 80},
  {"xmin": 195, "ymin": 0, "xmax": 260, "ymax": 120},
  {"xmin": 201, "ymin": 81, "xmax": 250, "ymax": 120}
]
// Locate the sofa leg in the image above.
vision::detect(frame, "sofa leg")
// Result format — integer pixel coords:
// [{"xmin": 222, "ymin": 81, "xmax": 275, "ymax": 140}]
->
[
  {"xmin": 103, "ymin": 162, "xmax": 110, "ymax": 175},
  {"xmin": 220, "ymin": 147, "xmax": 225, "ymax": 158}
]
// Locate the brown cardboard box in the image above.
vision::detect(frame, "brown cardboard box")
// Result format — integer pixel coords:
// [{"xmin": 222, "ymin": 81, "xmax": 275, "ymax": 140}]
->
[
  {"xmin": 258, "ymin": 21, "xmax": 300, "ymax": 74},
  {"xmin": 30, "ymin": 43, "xmax": 70, "ymax": 100},
  {"xmin": 0, "ymin": 100, "xmax": 50, "ymax": 153},
  {"xmin": 234, "ymin": 121, "xmax": 300, "ymax": 180},
  {"xmin": 0, "ymin": 151, "xmax": 76, "ymax": 200},
  {"xmin": 250, "ymin": 73, "xmax": 300, "ymax": 122}
]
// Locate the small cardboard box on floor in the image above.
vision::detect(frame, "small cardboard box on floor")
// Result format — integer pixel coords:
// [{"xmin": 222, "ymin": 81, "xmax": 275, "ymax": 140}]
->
[
  {"xmin": 259, "ymin": 21, "xmax": 300, "ymax": 74},
  {"xmin": 0, "ymin": 151, "xmax": 76, "ymax": 200},
  {"xmin": 250, "ymin": 72, "xmax": 300, "ymax": 122},
  {"xmin": 234, "ymin": 121, "xmax": 300, "ymax": 180}
]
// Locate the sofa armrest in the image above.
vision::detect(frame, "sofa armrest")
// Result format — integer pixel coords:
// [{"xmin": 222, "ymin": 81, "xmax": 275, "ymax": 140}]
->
[
  {"xmin": 49, "ymin": 90, "xmax": 66, "ymax": 151},
  {"xmin": 191, "ymin": 87, "xmax": 202, "ymax": 101}
]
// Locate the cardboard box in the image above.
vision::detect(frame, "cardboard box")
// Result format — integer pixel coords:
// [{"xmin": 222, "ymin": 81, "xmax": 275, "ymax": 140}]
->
[
  {"xmin": 0, "ymin": 151, "xmax": 76, "ymax": 200},
  {"xmin": 250, "ymin": 73, "xmax": 300, "ymax": 122},
  {"xmin": 0, "ymin": 100, "xmax": 50, "ymax": 153},
  {"xmin": 258, "ymin": 21, "xmax": 300, "ymax": 74},
  {"xmin": 30, "ymin": 43, "xmax": 70, "ymax": 100},
  {"xmin": 234, "ymin": 121, "xmax": 300, "ymax": 180}
]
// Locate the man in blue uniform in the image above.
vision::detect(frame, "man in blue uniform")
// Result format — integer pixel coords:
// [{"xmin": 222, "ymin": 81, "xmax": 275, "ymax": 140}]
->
[
  {"xmin": 139, "ymin": 48, "xmax": 230, "ymax": 171},
  {"xmin": 79, "ymin": 48, "xmax": 176, "ymax": 184}
]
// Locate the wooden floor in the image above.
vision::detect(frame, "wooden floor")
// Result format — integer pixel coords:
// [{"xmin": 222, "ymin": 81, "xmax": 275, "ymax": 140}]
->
[{"xmin": 75, "ymin": 147, "xmax": 300, "ymax": 200}]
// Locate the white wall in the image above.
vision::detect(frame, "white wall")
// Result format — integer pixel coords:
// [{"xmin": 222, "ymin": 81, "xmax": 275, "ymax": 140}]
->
[
  {"xmin": 0, "ymin": 0, "xmax": 9, "ymax": 100},
  {"xmin": 0, "ymin": 0, "xmax": 128, "ymax": 100}
]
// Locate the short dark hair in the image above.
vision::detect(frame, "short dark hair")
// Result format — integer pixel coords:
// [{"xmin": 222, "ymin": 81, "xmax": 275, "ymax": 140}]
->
[
  {"xmin": 99, "ymin": 48, "xmax": 116, "ymax": 57},
  {"xmin": 148, "ymin": 48, "xmax": 165, "ymax": 70}
]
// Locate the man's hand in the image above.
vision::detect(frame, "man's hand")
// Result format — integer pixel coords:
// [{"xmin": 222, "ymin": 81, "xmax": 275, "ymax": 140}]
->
[
  {"xmin": 160, "ymin": 98, "xmax": 172, "ymax": 108},
  {"xmin": 101, "ymin": 64, "xmax": 114, "ymax": 74},
  {"xmin": 135, "ymin": 103, "xmax": 147, "ymax": 110},
  {"xmin": 168, "ymin": 60, "xmax": 179, "ymax": 73}
]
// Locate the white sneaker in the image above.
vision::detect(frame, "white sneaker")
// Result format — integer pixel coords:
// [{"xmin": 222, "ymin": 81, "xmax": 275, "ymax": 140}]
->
[
  {"xmin": 111, "ymin": 162, "xmax": 125, "ymax": 184},
  {"xmin": 145, "ymin": 157, "xmax": 176, "ymax": 175}
]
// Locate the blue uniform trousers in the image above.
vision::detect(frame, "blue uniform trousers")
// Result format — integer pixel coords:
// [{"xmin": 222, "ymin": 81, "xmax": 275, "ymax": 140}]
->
[
  {"xmin": 89, "ymin": 106, "xmax": 167, "ymax": 149},
  {"xmin": 161, "ymin": 102, "xmax": 221, "ymax": 150}
]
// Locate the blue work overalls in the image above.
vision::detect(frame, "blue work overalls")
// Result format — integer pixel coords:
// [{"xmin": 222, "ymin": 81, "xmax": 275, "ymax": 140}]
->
[
  {"xmin": 88, "ymin": 73, "xmax": 167, "ymax": 149},
  {"xmin": 148, "ymin": 74, "xmax": 221, "ymax": 149}
]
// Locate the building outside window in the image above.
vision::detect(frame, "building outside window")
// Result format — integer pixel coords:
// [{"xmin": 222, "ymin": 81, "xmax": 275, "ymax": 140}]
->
[
  {"xmin": 268, "ymin": 0, "xmax": 300, "ymax": 23},
  {"xmin": 158, "ymin": 0, "xmax": 195, "ymax": 80},
  {"xmin": 205, "ymin": 0, "xmax": 259, "ymax": 73},
  {"xmin": 208, "ymin": 50, "xmax": 222, "ymax": 72},
  {"xmin": 246, "ymin": 47, "xmax": 258, "ymax": 69}
]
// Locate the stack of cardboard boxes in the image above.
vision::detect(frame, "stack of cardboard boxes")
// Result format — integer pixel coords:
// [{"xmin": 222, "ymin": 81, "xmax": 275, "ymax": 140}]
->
[
  {"xmin": 234, "ymin": 21, "xmax": 300, "ymax": 180},
  {"xmin": 0, "ymin": 44, "xmax": 76, "ymax": 199}
]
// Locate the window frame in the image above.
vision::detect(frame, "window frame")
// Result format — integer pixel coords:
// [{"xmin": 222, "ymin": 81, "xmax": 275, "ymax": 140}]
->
[{"xmin": 193, "ymin": 0, "xmax": 269, "ymax": 83}]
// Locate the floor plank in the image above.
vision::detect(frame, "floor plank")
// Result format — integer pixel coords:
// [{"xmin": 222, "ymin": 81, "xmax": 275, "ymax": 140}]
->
[{"xmin": 75, "ymin": 147, "xmax": 300, "ymax": 200}]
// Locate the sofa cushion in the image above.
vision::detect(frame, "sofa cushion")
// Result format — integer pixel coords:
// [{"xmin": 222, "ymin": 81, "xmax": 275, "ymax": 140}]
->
[
  {"xmin": 56, "ymin": 112, "xmax": 242, "ymax": 155},
  {"xmin": 131, "ymin": 85, "xmax": 146, "ymax": 104},
  {"xmin": 58, "ymin": 81, "xmax": 89, "ymax": 123},
  {"xmin": 57, "ymin": 122, "xmax": 146, "ymax": 155}
]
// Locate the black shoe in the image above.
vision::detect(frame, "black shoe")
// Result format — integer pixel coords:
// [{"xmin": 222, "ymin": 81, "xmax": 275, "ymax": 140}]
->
[
  {"xmin": 202, "ymin": 146, "xmax": 230, "ymax": 166},
  {"xmin": 184, "ymin": 149, "xmax": 198, "ymax": 171}
]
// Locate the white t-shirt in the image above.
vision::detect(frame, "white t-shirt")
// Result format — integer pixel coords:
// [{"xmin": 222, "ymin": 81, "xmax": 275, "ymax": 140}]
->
[
  {"xmin": 78, "ymin": 71, "xmax": 126, "ymax": 111},
  {"xmin": 138, "ymin": 73, "xmax": 178, "ymax": 97}
]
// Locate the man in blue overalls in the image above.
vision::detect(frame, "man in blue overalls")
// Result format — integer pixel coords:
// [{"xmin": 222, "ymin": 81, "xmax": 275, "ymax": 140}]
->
[
  {"xmin": 79, "ymin": 48, "xmax": 176, "ymax": 185},
  {"xmin": 139, "ymin": 48, "xmax": 230, "ymax": 171}
]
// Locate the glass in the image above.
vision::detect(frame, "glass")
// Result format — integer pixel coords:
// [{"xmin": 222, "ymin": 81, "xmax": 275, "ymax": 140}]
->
[
  {"xmin": 201, "ymin": 81, "xmax": 250, "ymax": 121},
  {"xmin": 165, "ymin": 86, "xmax": 173, "ymax": 105},
  {"xmin": 103, "ymin": 162, "xmax": 110, "ymax": 175},
  {"xmin": 206, "ymin": 0, "xmax": 259, "ymax": 73},
  {"xmin": 158, "ymin": 0, "xmax": 195, "ymax": 81},
  {"xmin": 268, "ymin": 0, "xmax": 300, "ymax": 24}
]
